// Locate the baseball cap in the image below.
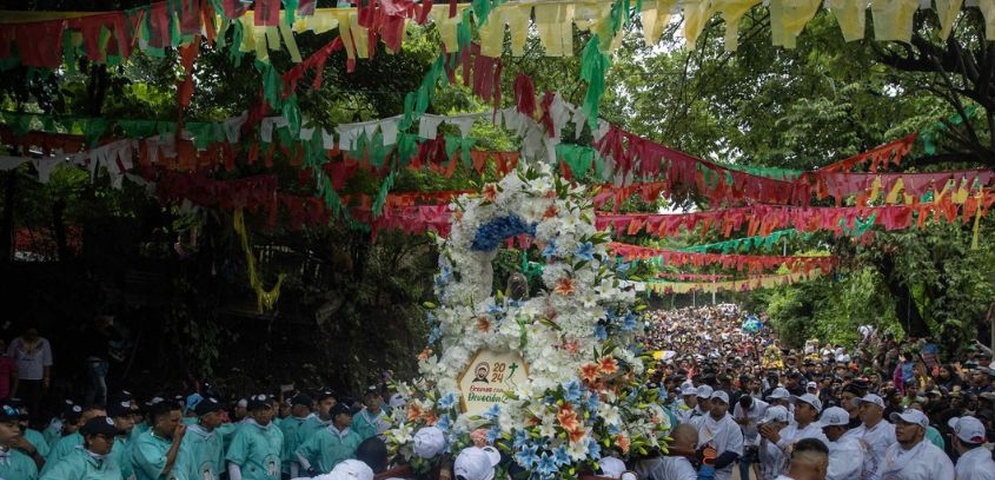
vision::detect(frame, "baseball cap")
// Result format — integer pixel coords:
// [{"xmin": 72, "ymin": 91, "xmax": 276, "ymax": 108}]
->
[
  {"xmin": 696, "ymin": 385, "xmax": 714, "ymax": 399},
  {"xmin": 194, "ymin": 397, "xmax": 224, "ymax": 416},
  {"xmin": 107, "ymin": 400, "xmax": 133, "ymax": 419},
  {"xmin": 819, "ymin": 407, "xmax": 849, "ymax": 427},
  {"xmin": 413, "ymin": 426, "xmax": 446, "ymax": 458},
  {"xmin": 324, "ymin": 459, "xmax": 374, "ymax": 480},
  {"xmin": 80, "ymin": 416, "xmax": 118, "ymax": 437},
  {"xmin": 185, "ymin": 394, "xmax": 203, "ymax": 414},
  {"xmin": 760, "ymin": 405, "xmax": 790, "ymax": 424},
  {"xmin": 247, "ymin": 394, "xmax": 271, "ymax": 411},
  {"xmin": 330, "ymin": 403, "xmax": 353, "ymax": 418},
  {"xmin": 64, "ymin": 404, "xmax": 84, "ymax": 422},
  {"xmin": 806, "ymin": 381, "xmax": 818, "ymax": 390},
  {"xmin": 710, "ymin": 391, "xmax": 730, "ymax": 404},
  {"xmin": 948, "ymin": 416, "xmax": 987, "ymax": 444},
  {"xmin": 889, "ymin": 409, "xmax": 929, "ymax": 428},
  {"xmin": 315, "ymin": 390, "xmax": 337, "ymax": 402},
  {"xmin": 767, "ymin": 387, "xmax": 791, "ymax": 400},
  {"xmin": 454, "ymin": 446, "xmax": 500, "ymax": 480},
  {"xmin": 0, "ymin": 403, "xmax": 18, "ymax": 422},
  {"xmin": 854, "ymin": 394, "xmax": 885, "ymax": 409},
  {"xmin": 792, "ymin": 393, "xmax": 823, "ymax": 413},
  {"xmin": 389, "ymin": 393, "xmax": 406, "ymax": 410},
  {"xmin": 680, "ymin": 385, "xmax": 698, "ymax": 397},
  {"xmin": 236, "ymin": 398, "xmax": 248, "ymax": 408}
]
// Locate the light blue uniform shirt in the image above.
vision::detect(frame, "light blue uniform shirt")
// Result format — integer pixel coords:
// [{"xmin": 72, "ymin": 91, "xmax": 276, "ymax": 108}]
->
[
  {"xmin": 173, "ymin": 423, "xmax": 223, "ymax": 480},
  {"xmin": 294, "ymin": 425, "xmax": 362, "ymax": 474},
  {"xmin": 42, "ymin": 431, "xmax": 82, "ymax": 475},
  {"xmin": 293, "ymin": 416, "xmax": 330, "ymax": 448},
  {"xmin": 39, "ymin": 446, "xmax": 122, "ymax": 480},
  {"xmin": 24, "ymin": 429, "xmax": 50, "ymax": 458},
  {"xmin": 350, "ymin": 410, "xmax": 390, "ymax": 441},
  {"xmin": 130, "ymin": 430, "xmax": 174, "ymax": 480},
  {"xmin": 278, "ymin": 416, "xmax": 310, "ymax": 473},
  {"xmin": 0, "ymin": 448, "xmax": 39, "ymax": 480},
  {"xmin": 109, "ymin": 435, "xmax": 134, "ymax": 480},
  {"xmin": 225, "ymin": 419, "xmax": 282, "ymax": 480}
]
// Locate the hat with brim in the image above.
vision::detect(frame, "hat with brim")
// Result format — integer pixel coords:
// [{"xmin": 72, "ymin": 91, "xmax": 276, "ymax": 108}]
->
[
  {"xmin": 194, "ymin": 397, "xmax": 224, "ymax": 416},
  {"xmin": 325, "ymin": 459, "xmax": 374, "ymax": 480},
  {"xmin": 948, "ymin": 416, "xmax": 987, "ymax": 444},
  {"xmin": 854, "ymin": 394, "xmax": 885, "ymax": 409},
  {"xmin": 247, "ymin": 394, "xmax": 271, "ymax": 411},
  {"xmin": 710, "ymin": 391, "xmax": 730, "ymax": 404},
  {"xmin": 330, "ymin": 403, "xmax": 353, "ymax": 418},
  {"xmin": 81, "ymin": 416, "xmax": 118, "ymax": 437},
  {"xmin": 760, "ymin": 406, "xmax": 789, "ymax": 424},
  {"xmin": 792, "ymin": 393, "xmax": 823, "ymax": 413},
  {"xmin": 767, "ymin": 387, "xmax": 791, "ymax": 400},
  {"xmin": 889, "ymin": 409, "xmax": 928, "ymax": 428},
  {"xmin": 819, "ymin": 407, "xmax": 849, "ymax": 427},
  {"xmin": 291, "ymin": 394, "xmax": 313, "ymax": 408}
]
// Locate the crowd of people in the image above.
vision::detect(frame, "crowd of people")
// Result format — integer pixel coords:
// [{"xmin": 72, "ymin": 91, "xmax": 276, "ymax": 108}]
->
[
  {"xmin": 639, "ymin": 305, "xmax": 995, "ymax": 480},
  {"xmin": 0, "ymin": 305, "xmax": 993, "ymax": 480}
]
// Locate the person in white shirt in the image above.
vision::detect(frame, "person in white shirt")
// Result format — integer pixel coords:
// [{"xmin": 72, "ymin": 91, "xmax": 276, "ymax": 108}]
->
[
  {"xmin": 763, "ymin": 393, "xmax": 828, "ymax": 456},
  {"xmin": 850, "ymin": 393, "xmax": 896, "ymax": 480},
  {"xmin": 696, "ymin": 390, "xmax": 744, "ymax": 480},
  {"xmin": 674, "ymin": 386, "xmax": 699, "ymax": 425},
  {"xmin": 635, "ymin": 423, "xmax": 698, "ymax": 480},
  {"xmin": 948, "ymin": 415, "xmax": 995, "ymax": 480},
  {"xmin": 819, "ymin": 406, "xmax": 863, "ymax": 480},
  {"xmin": 690, "ymin": 385, "xmax": 714, "ymax": 428},
  {"xmin": 733, "ymin": 394, "xmax": 769, "ymax": 480},
  {"xmin": 758, "ymin": 406, "xmax": 791, "ymax": 480},
  {"xmin": 773, "ymin": 437, "xmax": 829, "ymax": 480},
  {"xmin": 878, "ymin": 409, "xmax": 954, "ymax": 480},
  {"xmin": 766, "ymin": 387, "xmax": 794, "ymax": 422}
]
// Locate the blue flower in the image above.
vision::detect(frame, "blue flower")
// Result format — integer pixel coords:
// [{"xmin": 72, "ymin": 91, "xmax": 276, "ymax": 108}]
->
[
  {"xmin": 436, "ymin": 415, "xmax": 451, "ymax": 432},
  {"xmin": 482, "ymin": 403, "xmax": 501, "ymax": 420},
  {"xmin": 536, "ymin": 452, "xmax": 558, "ymax": 476},
  {"xmin": 542, "ymin": 240, "xmax": 558, "ymax": 259},
  {"xmin": 552, "ymin": 445, "xmax": 571, "ymax": 467},
  {"xmin": 486, "ymin": 425, "xmax": 501, "ymax": 443},
  {"xmin": 437, "ymin": 393, "xmax": 457, "ymax": 411},
  {"xmin": 608, "ymin": 424, "xmax": 621, "ymax": 435},
  {"xmin": 585, "ymin": 391, "xmax": 600, "ymax": 413},
  {"xmin": 594, "ymin": 325, "xmax": 608, "ymax": 341},
  {"xmin": 515, "ymin": 443, "xmax": 539, "ymax": 468},
  {"xmin": 562, "ymin": 380, "xmax": 582, "ymax": 403},
  {"xmin": 487, "ymin": 302, "xmax": 504, "ymax": 315},
  {"xmin": 428, "ymin": 326, "xmax": 441, "ymax": 344},
  {"xmin": 622, "ymin": 312, "xmax": 638, "ymax": 331},
  {"xmin": 615, "ymin": 260, "xmax": 631, "ymax": 279},
  {"xmin": 471, "ymin": 215, "xmax": 537, "ymax": 251},
  {"xmin": 587, "ymin": 438, "xmax": 602, "ymax": 460},
  {"xmin": 575, "ymin": 241, "xmax": 595, "ymax": 261},
  {"xmin": 513, "ymin": 430, "xmax": 530, "ymax": 450}
]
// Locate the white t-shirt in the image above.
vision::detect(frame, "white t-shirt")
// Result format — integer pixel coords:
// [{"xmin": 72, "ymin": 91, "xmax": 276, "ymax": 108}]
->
[
  {"xmin": 8, "ymin": 337, "xmax": 53, "ymax": 380},
  {"xmin": 775, "ymin": 422, "xmax": 829, "ymax": 453},
  {"xmin": 852, "ymin": 420, "xmax": 896, "ymax": 480},
  {"xmin": 697, "ymin": 413, "xmax": 744, "ymax": 480},
  {"xmin": 759, "ymin": 438, "xmax": 788, "ymax": 480},
  {"xmin": 827, "ymin": 436, "xmax": 864, "ymax": 480},
  {"xmin": 954, "ymin": 446, "xmax": 995, "ymax": 480},
  {"xmin": 636, "ymin": 456, "xmax": 697, "ymax": 480},
  {"xmin": 879, "ymin": 439, "xmax": 954, "ymax": 480},
  {"xmin": 733, "ymin": 398, "xmax": 769, "ymax": 446}
]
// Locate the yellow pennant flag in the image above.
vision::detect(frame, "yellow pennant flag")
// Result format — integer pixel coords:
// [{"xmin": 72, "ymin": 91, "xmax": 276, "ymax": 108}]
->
[
  {"xmin": 935, "ymin": 0, "xmax": 964, "ymax": 41},
  {"xmin": 683, "ymin": 0, "xmax": 714, "ymax": 49},
  {"xmin": 826, "ymin": 0, "xmax": 869, "ymax": 42},
  {"xmin": 641, "ymin": 0, "xmax": 678, "ymax": 46},
  {"xmin": 770, "ymin": 0, "xmax": 823, "ymax": 49},
  {"xmin": 714, "ymin": 0, "xmax": 762, "ymax": 52},
  {"xmin": 534, "ymin": 3, "xmax": 575, "ymax": 57},
  {"xmin": 885, "ymin": 177, "xmax": 904, "ymax": 204},
  {"xmin": 978, "ymin": 0, "xmax": 995, "ymax": 40},
  {"xmin": 871, "ymin": 0, "xmax": 918, "ymax": 42}
]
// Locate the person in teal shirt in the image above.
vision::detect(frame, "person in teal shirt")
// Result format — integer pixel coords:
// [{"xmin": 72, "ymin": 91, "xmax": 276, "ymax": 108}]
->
[
  {"xmin": 0, "ymin": 402, "xmax": 38, "ymax": 480},
  {"xmin": 351, "ymin": 390, "xmax": 391, "ymax": 441},
  {"xmin": 42, "ymin": 405, "xmax": 106, "ymax": 476},
  {"xmin": 44, "ymin": 404, "xmax": 83, "ymax": 450},
  {"xmin": 105, "ymin": 400, "xmax": 136, "ymax": 480},
  {"xmin": 130, "ymin": 401, "xmax": 185, "ymax": 480},
  {"xmin": 173, "ymin": 397, "xmax": 225, "ymax": 480},
  {"xmin": 39, "ymin": 416, "xmax": 121, "ymax": 480},
  {"xmin": 278, "ymin": 394, "xmax": 312, "ymax": 478},
  {"xmin": 295, "ymin": 403, "xmax": 362, "ymax": 475},
  {"xmin": 294, "ymin": 390, "xmax": 336, "ymax": 448},
  {"xmin": 226, "ymin": 394, "xmax": 283, "ymax": 480}
]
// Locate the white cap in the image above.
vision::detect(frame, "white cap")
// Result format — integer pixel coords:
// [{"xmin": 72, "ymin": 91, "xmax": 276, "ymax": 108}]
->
[
  {"xmin": 315, "ymin": 459, "xmax": 374, "ymax": 480},
  {"xmin": 792, "ymin": 393, "xmax": 823, "ymax": 413},
  {"xmin": 389, "ymin": 393, "xmax": 406, "ymax": 410},
  {"xmin": 413, "ymin": 426, "xmax": 446, "ymax": 458},
  {"xmin": 854, "ymin": 394, "xmax": 885, "ymax": 409},
  {"xmin": 454, "ymin": 447, "xmax": 500, "ymax": 480},
  {"xmin": 696, "ymin": 385, "xmax": 714, "ymax": 399},
  {"xmin": 819, "ymin": 407, "xmax": 849, "ymax": 427},
  {"xmin": 600, "ymin": 457, "xmax": 626, "ymax": 477},
  {"xmin": 681, "ymin": 385, "xmax": 698, "ymax": 397},
  {"xmin": 889, "ymin": 409, "xmax": 929, "ymax": 428},
  {"xmin": 760, "ymin": 405, "xmax": 790, "ymax": 424},
  {"xmin": 948, "ymin": 416, "xmax": 987, "ymax": 444},
  {"xmin": 767, "ymin": 387, "xmax": 791, "ymax": 400},
  {"xmin": 806, "ymin": 381, "xmax": 818, "ymax": 390},
  {"xmin": 236, "ymin": 398, "xmax": 248, "ymax": 408},
  {"xmin": 710, "ymin": 391, "xmax": 730, "ymax": 404}
]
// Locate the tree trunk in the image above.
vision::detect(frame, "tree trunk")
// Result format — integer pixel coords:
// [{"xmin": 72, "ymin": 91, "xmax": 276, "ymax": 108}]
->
[
  {"xmin": 876, "ymin": 254, "xmax": 932, "ymax": 338},
  {"xmin": 52, "ymin": 197, "xmax": 68, "ymax": 262},
  {"xmin": 0, "ymin": 171, "xmax": 15, "ymax": 264}
]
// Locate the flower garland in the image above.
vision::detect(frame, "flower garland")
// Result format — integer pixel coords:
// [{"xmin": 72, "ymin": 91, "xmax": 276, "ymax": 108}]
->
[{"xmin": 387, "ymin": 166, "xmax": 670, "ymax": 480}]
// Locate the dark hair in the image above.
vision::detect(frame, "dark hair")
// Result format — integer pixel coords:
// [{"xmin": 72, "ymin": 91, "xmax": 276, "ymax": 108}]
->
[
  {"xmin": 355, "ymin": 436, "xmax": 388, "ymax": 472},
  {"xmin": 150, "ymin": 401, "xmax": 181, "ymax": 422},
  {"xmin": 792, "ymin": 438, "xmax": 829, "ymax": 458}
]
